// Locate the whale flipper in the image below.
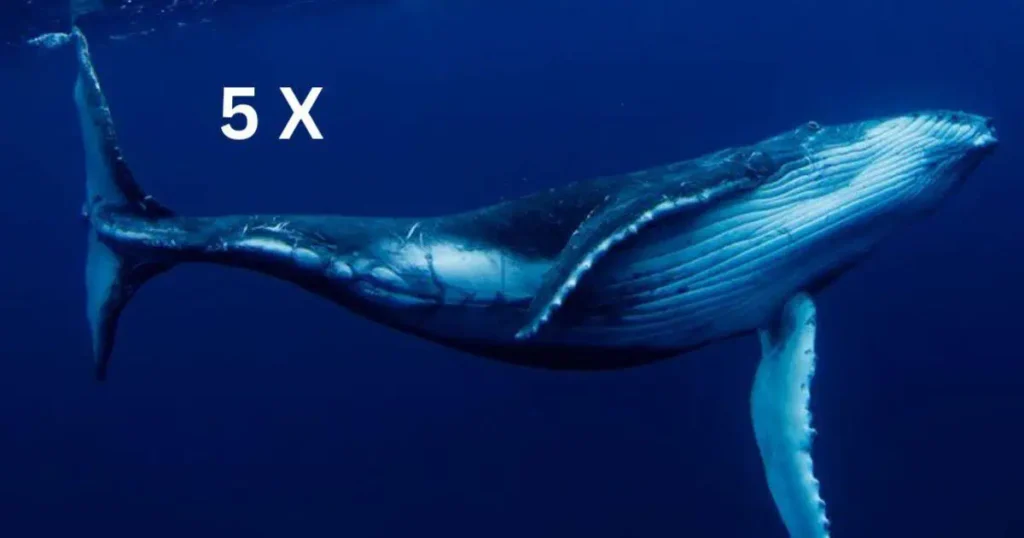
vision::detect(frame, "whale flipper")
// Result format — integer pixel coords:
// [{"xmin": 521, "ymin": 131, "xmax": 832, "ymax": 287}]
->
[
  {"xmin": 751, "ymin": 293, "xmax": 830, "ymax": 538},
  {"xmin": 74, "ymin": 27, "xmax": 176, "ymax": 380},
  {"xmin": 515, "ymin": 150, "xmax": 778, "ymax": 340}
]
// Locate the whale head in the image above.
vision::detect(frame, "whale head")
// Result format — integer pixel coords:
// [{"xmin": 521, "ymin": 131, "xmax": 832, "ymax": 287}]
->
[
  {"xmin": 564, "ymin": 111, "xmax": 1000, "ymax": 349},
  {"xmin": 759, "ymin": 111, "xmax": 998, "ymax": 229},
  {"xmin": 851, "ymin": 111, "xmax": 996, "ymax": 203}
]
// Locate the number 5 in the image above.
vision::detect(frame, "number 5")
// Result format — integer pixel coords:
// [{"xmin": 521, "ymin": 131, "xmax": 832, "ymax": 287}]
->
[{"xmin": 221, "ymin": 87, "xmax": 258, "ymax": 141}]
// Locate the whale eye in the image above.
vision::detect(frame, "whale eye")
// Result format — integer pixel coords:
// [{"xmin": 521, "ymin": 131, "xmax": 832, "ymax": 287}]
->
[{"xmin": 806, "ymin": 121, "xmax": 821, "ymax": 132}]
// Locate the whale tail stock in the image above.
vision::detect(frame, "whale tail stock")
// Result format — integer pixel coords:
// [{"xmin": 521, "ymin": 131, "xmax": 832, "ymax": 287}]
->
[{"xmin": 68, "ymin": 27, "xmax": 179, "ymax": 380}]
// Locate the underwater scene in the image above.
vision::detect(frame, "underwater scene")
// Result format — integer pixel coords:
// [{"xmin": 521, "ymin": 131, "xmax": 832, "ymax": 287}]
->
[{"xmin": 1, "ymin": 0, "xmax": 1022, "ymax": 536}]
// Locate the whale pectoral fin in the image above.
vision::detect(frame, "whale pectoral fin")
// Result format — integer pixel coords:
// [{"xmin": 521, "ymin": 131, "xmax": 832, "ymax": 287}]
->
[
  {"xmin": 512, "ymin": 190, "xmax": 694, "ymax": 340},
  {"xmin": 751, "ymin": 293, "xmax": 830, "ymax": 538},
  {"xmin": 515, "ymin": 150, "xmax": 779, "ymax": 340}
]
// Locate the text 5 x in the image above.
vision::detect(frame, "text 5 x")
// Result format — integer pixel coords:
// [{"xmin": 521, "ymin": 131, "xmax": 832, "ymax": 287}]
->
[{"xmin": 221, "ymin": 87, "xmax": 324, "ymax": 141}]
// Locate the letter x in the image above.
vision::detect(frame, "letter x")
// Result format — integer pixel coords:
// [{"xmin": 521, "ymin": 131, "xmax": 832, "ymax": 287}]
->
[{"xmin": 279, "ymin": 87, "xmax": 324, "ymax": 140}]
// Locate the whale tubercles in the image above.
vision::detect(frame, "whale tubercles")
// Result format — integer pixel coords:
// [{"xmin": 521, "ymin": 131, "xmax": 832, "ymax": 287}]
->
[{"xmin": 752, "ymin": 293, "xmax": 830, "ymax": 538}]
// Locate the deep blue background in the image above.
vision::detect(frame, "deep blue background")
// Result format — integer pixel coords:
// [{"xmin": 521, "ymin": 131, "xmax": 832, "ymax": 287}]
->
[{"xmin": 2, "ymin": 1, "xmax": 1023, "ymax": 536}]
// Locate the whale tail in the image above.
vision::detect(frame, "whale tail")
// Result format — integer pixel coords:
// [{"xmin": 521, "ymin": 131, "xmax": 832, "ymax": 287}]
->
[{"xmin": 71, "ymin": 27, "xmax": 178, "ymax": 380}]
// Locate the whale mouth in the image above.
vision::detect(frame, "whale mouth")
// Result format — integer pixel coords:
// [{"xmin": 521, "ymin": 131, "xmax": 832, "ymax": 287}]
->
[
  {"xmin": 972, "ymin": 131, "xmax": 999, "ymax": 151},
  {"xmin": 955, "ymin": 115, "xmax": 998, "ymax": 180},
  {"xmin": 970, "ymin": 115, "xmax": 999, "ymax": 151},
  {"xmin": 980, "ymin": 116, "xmax": 999, "ymax": 143}
]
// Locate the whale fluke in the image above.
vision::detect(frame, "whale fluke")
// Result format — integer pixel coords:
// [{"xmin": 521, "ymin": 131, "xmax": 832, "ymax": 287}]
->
[
  {"xmin": 752, "ymin": 293, "xmax": 830, "ymax": 538},
  {"xmin": 73, "ymin": 27, "xmax": 176, "ymax": 380},
  {"xmin": 26, "ymin": 32, "xmax": 73, "ymax": 50}
]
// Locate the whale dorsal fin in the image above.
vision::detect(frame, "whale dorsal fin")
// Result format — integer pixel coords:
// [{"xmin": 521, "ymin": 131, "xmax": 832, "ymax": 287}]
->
[{"xmin": 514, "ymin": 149, "xmax": 778, "ymax": 340}]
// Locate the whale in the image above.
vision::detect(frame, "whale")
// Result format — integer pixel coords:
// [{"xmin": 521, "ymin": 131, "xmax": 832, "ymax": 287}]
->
[{"xmin": 61, "ymin": 27, "xmax": 996, "ymax": 538}]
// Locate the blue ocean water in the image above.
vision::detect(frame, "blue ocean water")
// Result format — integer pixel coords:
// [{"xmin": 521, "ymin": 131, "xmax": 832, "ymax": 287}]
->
[{"xmin": 1, "ymin": 1, "xmax": 1022, "ymax": 536}]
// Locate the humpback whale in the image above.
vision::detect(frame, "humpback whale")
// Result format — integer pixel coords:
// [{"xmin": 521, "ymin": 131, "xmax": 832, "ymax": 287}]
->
[{"xmin": 60, "ymin": 27, "xmax": 996, "ymax": 538}]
